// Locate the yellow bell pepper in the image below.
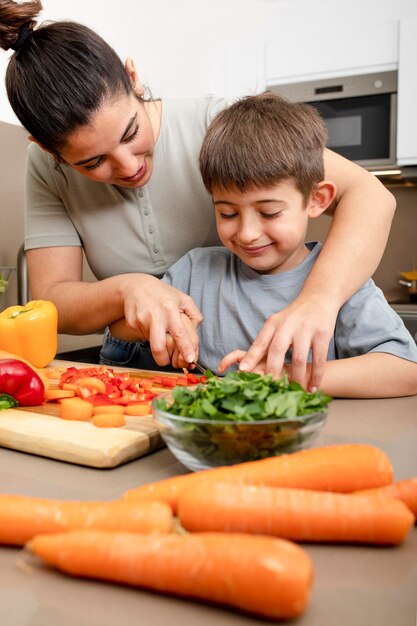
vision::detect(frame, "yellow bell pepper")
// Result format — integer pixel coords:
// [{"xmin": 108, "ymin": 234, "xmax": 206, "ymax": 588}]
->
[{"xmin": 0, "ymin": 300, "xmax": 58, "ymax": 368}]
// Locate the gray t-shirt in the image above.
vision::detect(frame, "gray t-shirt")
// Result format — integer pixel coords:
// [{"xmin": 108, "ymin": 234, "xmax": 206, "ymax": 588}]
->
[
  {"xmin": 163, "ymin": 242, "xmax": 417, "ymax": 373},
  {"xmin": 25, "ymin": 97, "xmax": 226, "ymax": 279}
]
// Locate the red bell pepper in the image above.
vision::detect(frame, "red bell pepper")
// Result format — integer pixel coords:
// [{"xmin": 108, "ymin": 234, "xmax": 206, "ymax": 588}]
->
[{"xmin": 0, "ymin": 359, "xmax": 45, "ymax": 409}]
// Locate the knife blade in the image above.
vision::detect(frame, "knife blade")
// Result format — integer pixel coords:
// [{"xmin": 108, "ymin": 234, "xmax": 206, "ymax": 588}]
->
[{"xmin": 192, "ymin": 361, "xmax": 206, "ymax": 375}]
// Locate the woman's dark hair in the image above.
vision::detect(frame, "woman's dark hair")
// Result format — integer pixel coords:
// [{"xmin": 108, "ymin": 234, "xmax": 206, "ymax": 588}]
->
[
  {"xmin": 199, "ymin": 92, "xmax": 328, "ymax": 203},
  {"xmin": 0, "ymin": 0, "xmax": 133, "ymax": 155}
]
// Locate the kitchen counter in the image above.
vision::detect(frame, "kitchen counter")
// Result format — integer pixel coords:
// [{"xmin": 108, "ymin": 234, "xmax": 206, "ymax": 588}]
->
[{"xmin": 0, "ymin": 391, "xmax": 416, "ymax": 626}]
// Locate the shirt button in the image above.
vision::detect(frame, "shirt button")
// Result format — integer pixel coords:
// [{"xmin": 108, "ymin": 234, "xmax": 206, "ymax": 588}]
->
[
  {"xmin": 148, "ymin": 226, "xmax": 154, "ymax": 234},
  {"xmin": 144, "ymin": 209, "xmax": 149, "ymax": 215},
  {"xmin": 153, "ymin": 245, "xmax": 159, "ymax": 253},
  {"xmin": 138, "ymin": 189, "xmax": 144, "ymax": 198}
]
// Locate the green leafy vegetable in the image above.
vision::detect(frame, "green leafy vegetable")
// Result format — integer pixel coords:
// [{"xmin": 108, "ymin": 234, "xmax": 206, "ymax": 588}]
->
[
  {"xmin": 156, "ymin": 371, "xmax": 332, "ymax": 421},
  {"xmin": 154, "ymin": 372, "xmax": 331, "ymax": 468}
]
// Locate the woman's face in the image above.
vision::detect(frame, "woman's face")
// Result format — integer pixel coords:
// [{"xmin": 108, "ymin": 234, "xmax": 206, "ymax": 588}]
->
[{"xmin": 59, "ymin": 93, "xmax": 158, "ymax": 188}]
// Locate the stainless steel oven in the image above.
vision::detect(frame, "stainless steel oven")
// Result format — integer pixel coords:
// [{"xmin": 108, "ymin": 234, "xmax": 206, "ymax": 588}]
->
[{"xmin": 271, "ymin": 70, "xmax": 398, "ymax": 169}]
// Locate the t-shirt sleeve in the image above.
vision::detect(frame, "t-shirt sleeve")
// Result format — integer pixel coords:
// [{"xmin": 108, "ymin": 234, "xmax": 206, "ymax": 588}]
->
[
  {"xmin": 25, "ymin": 143, "xmax": 82, "ymax": 250},
  {"xmin": 161, "ymin": 252, "xmax": 194, "ymax": 293},
  {"xmin": 334, "ymin": 279, "xmax": 417, "ymax": 363}
]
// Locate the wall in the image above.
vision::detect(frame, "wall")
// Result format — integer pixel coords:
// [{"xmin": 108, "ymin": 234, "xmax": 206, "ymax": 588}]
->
[
  {"xmin": 0, "ymin": 121, "xmax": 27, "ymax": 308},
  {"xmin": 0, "ymin": 0, "xmax": 265, "ymax": 126}
]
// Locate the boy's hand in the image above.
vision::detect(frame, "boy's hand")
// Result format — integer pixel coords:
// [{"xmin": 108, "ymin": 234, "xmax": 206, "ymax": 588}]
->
[
  {"xmin": 228, "ymin": 296, "xmax": 337, "ymax": 391},
  {"xmin": 218, "ymin": 350, "xmax": 287, "ymax": 378}
]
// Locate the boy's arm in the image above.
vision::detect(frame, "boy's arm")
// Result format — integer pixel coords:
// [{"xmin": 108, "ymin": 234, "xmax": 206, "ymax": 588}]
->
[
  {"xmin": 305, "ymin": 353, "xmax": 417, "ymax": 398},
  {"xmin": 219, "ymin": 350, "xmax": 417, "ymax": 398},
  {"xmin": 108, "ymin": 318, "xmax": 147, "ymax": 342},
  {"xmin": 238, "ymin": 150, "xmax": 396, "ymax": 390}
]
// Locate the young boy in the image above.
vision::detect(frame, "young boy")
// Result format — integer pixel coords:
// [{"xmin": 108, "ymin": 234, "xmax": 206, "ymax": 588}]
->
[{"xmin": 112, "ymin": 93, "xmax": 417, "ymax": 398}]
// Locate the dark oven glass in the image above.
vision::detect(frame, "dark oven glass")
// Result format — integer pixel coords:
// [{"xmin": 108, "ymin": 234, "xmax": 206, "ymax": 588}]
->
[{"xmin": 308, "ymin": 94, "xmax": 392, "ymax": 162}]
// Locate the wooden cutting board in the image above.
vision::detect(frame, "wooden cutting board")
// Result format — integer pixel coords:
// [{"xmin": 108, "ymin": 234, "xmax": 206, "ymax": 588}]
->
[{"xmin": 0, "ymin": 362, "xmax": 169, "ymax": 469}]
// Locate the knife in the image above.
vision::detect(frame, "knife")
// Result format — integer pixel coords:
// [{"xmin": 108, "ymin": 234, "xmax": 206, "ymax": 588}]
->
[{"xmin": 192, "ymin": 361, "xmax": 206, "ymax": 375}]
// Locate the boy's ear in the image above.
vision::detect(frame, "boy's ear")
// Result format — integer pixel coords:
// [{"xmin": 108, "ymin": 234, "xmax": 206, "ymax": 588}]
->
[
  {"xmin": 307, "ymin": 181, "xmax": 337, "ymax": 218},
  {"xmin": 124, "ymin": 57, "xmax": 145, "ymax": 97}
]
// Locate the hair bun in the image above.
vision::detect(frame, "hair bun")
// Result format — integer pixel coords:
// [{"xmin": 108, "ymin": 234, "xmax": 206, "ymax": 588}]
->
[{"xmin": 10, "ymin": 23, "xmax": 33, "ymax": 52}]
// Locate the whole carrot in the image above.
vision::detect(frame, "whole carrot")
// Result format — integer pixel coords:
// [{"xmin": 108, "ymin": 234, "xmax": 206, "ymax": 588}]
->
[
  {"xmin": 0, "ymin": 495, "xmax": 172, "ymax": 545},
  {"xmin": 177, "ymin": 482, "xmax": 415, "ymax": 545},
  {"xmin": 354, "ymin": 478, "xmax": 417, "ymax": 518},
  {"xmin": 123, "ymin": 444, "xmax": 393, "ymax": 512},
  {"xmin": 29, "ymin": 530, "xmax": 314, "ymax": 620}
]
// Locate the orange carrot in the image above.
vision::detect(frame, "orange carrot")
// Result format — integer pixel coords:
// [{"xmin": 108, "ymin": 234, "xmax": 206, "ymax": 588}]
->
[
  {"xmin": 354, "ymin": 478, "xmax": 417, "ymax": 518},
  {"xmin": 123, "ymin": 444, "xmax": 393, "ymax": 512},
  {"xmin": 177, "ymin": 482, "xmax": 414, "ymax": 545},
  {"xmin": 76, "ymin": 377, "xmax": 107, "ymax": 396},
  {"xmin": 92, "ymin": 405, "xmax": 124, "ymax": 415},
  {"xmin": 59, "ymin": 397, "xmax": 94, "ymax": 421},
  {"xmin": 61, "ymin": 382, "xmax": 79, "ymax": 391},
  {"xmin": 123, "ymin": 403, "xmax": 152, "ymax": 416},
  {"xmin": 29, "ymin": 530, "xmax": 314, "ymax": 620},
  {"xmin": 0, "ymin": 495, "xmax": 172, "ymax": 545},
  {"xmin": 92, "ymin": 413, "xmax": 125, "ymax": 428},
  {"xmin": 45, "ymin": 389, "xmax": 75, "ymax": 401}
]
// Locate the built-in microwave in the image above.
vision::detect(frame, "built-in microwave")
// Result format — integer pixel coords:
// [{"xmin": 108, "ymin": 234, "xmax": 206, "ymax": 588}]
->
[{"xmin": 270, "ymin": 70, "xmax": 397, "ymax": 170}]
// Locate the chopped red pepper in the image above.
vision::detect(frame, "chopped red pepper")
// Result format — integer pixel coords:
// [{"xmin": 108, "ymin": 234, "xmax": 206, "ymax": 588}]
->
[
  {"xmin": 0, "ymin": 359, "xmax": 45, "ymax": 409},
  {"xmin": 54, "ymin": 365, "xmax": 205, "ymax": 408},
  {"xmin": 84, "ymin": 393, "xmax": 115, "ymax": 407}
]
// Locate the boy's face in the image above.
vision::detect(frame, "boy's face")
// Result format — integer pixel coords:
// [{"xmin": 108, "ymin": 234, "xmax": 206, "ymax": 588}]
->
[{"xmin": 213, "ymin": 180, "xmax": 314, "ymax": 274}]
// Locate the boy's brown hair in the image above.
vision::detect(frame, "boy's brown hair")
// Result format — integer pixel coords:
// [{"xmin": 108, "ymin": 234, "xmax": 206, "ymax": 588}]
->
[{"xmin": 199, "ymin": 92, "xmax": 328, "ymax": 202}]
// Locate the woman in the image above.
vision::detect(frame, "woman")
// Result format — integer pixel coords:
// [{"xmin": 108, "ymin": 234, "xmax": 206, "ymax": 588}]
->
[{"xmin": 0, "ymin": 0, "xmax": 395, "ymax": 390}]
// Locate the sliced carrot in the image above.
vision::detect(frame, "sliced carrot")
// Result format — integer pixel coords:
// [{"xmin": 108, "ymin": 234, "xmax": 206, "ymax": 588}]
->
[
  {"xmin": 354, "ymin": 478, "xmax": 417, "ymax": 518},
  {"xmin": 45, "ymin": 389, "xmax": 76, "ymax": 401},
  {"xmin": 76, "ymin": 376, "xmax": 107, "ymax": 396},
  {"xmin": 177, "ymin": 482, "xmax": 414, "ymax": 546},
  {"xmin": 0, "ymin": 495, "xmax": 172, "ymax": 545},
  {"xmin": 123, "ymin": 403, "xmax": 152, "ymax": 416},
  {"xmin": 123, "ymin": 443, "xmax": 394, "ymax": 513},
  {"xmin": 61, "ymin": 383, "xmax": 79, "ymax": 391},
  {"xmin": 43, "ymin": 367, "xmax": 65, "ymax": 380},
  {"xmin": 59, "ymin": 398, "xmax": 94, "ymax": 421},
  {"xmin": 92, "ymin": 413, "xmax": 125, "ymax": 428},
  {"xmin": 29, "ymin": 530, "xmax": 313, "ymax": 620},
  {"xmin": 92, "ymin": 405, "xmax": 124, "ymax": 416}
]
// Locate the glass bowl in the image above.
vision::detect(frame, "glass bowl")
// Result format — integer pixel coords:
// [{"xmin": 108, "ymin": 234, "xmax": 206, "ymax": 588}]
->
[{"xmin": 152, "ymin": 394, "xmax": 327, "ymax": 472}]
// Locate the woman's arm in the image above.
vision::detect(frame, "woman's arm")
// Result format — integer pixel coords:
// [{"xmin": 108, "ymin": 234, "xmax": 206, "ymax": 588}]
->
[
  {"xmin": 27, "ymin": 246, "xmax": 202, "ymax": 366},
  {"xmin": 238, "ymin": 150, "xmax": 396, "ymax": 390}
]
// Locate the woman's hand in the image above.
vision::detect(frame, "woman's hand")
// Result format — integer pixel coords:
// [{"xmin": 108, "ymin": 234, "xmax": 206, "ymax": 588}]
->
[
  {"xmin": 166, "ymin": 314, "xmax": 200, "ymax": 370},
  {"xmin": 110, "ymin": 313, "xmax": 200, "ymax": 370},
  {"xmin": 120, "ymin": 274, "xmax": 203, "ymax": 366},
  {"xmin": 220, "ymin": 294, "xmax": 339, "ymax": 391}
]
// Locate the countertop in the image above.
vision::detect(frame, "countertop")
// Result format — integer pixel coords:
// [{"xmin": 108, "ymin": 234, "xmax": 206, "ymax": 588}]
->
[{"xmin": 0, "ymin": 389, "xmax": 416, "ymax": 625}]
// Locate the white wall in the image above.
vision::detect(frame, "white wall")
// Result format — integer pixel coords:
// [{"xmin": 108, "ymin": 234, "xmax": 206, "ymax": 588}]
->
[
  {"xmin": 3, "ymin": 0, "xmax": 417, "ymax": 126},
  {"xmin": 0, "ymin": 0, "xmax": 265, "ymax": 125}
]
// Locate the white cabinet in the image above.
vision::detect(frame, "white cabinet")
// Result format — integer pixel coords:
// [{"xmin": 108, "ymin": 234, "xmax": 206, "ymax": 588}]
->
[
  {"xmin": 266, "ymin": 21, "xmax": 398, "ymax": 85},
  {"xmin": 397, "ymin": 16, "xmax": 417, "ymax": 166}
]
